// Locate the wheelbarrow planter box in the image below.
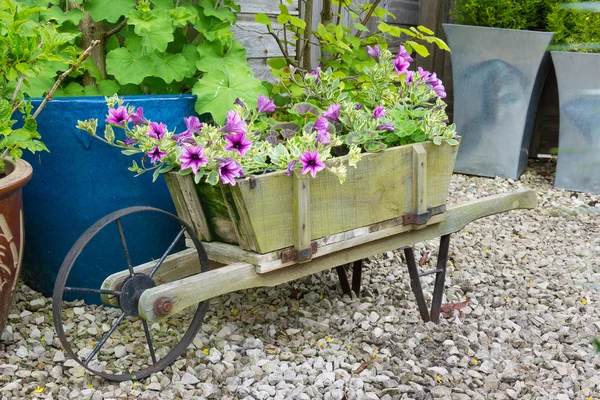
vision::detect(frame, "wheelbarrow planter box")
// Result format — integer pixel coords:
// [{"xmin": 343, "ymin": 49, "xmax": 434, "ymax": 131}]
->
[{"xmin": 164, "ymin": 141, "xmax": 460, "ymax": 256}]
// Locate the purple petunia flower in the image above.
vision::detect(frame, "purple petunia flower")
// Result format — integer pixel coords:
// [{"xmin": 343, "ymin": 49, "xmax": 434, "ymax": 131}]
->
[
  {"xmin": 405, "ymin": 71, "xmax": 415, "ymax": 85},
  {"xmin": 418, "ymin": 66, "xmax": 431, "ymax": 82},
  {"xmin": 218, "ymin": 159, "xmax": 244, "ymax": 186},
  {"xmin": 398, "ymin": 45, "xmax": 414, "ymax": 63},
  {"xmin": 234, "ymin": 97, "xmax": 247, "ymax": 109},
  {"xmin": 179, "ymin": 145, "xmax": 208, "ymax": 175},
  {"xmin": 285, "ymin": 160, "xmax": 297, "ymax": 176},
  {"xmin": 123, "ymin": 138, "xmax": 138, "ymax": 146},
  {"xmin": 312, "ymin": 117, "xmax": 329, "ymax": 132},
  {"xmin": 184, "ymin": 116, "xmax": 203, "ymax": 134},
  {"xmin": 366, "ymin": 44, "xmax": 380, "ymax": 62},
  {"xmin": 376, "ymin": 124, "xmax": 396, "ymax": 132},
  {"xmin": 106, "ymin": 106, "xmax": 129, "ymax": 126},
  {"xmin": 373, "ymin": 106, "xmax": 386, "ymax": 119},
  {"xmin": 322, "ymin": 104, "xmax": 341, "ymax": 122},
  {"xmin": 224, "ymin": 132, "xmax": 253, "ymax": 157},
  {"xmin": 171, "ymin": 131, "xmax": 194, "ymax": 145},
  {"xmin": 308, "ymin": 67, "xmax": 322, "ymax": 83},
  {"xmin": 148, "ymin": 146, "xmax": 167, "ymax": 163},
  {"xmin": 317, "ymin": 129, "xmax": 331, "ymax": 145},
  {"xmin": 221, "ymin": 111, "xmax": 247, "ymax": 134},
  {"xmin": 257, "ymin": 95, "xmax": 276, "ymax": 113},
  {"xmin": 299, "ymin": 151, "xmax": 326, "ymax": 179},
  {"xmin": 393, "ymin": 55, "xmax": 410, "ymax": 74},
  {"xmin": 355, "ymin": 103, "xmax": 363, "ymax": 110},
  {"xmin": 425, "ymin": 72, "xmax": 447, "ymax": 98},
  {"xmin": 148, "ymin": 122, "xmax": 167, "ymax": 140},
  {"xmin": 129, "ymin": 108, "xmax": 148, "ymax": 125}
]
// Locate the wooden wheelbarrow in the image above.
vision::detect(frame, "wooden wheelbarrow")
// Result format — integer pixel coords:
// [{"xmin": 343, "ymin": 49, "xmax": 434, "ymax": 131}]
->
[{"xmin": 52, "ymin": 187, "xmax": 536, "ymax": 381}]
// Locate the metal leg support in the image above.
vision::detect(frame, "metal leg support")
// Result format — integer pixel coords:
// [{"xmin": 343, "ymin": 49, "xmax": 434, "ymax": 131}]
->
[
  {"xmin": 404, "ymin": 234, "xmax": 451, "ymax": 323},
  {"xmin": 335, "ymin": 260, "xmax": 364, "ymax": 297}
]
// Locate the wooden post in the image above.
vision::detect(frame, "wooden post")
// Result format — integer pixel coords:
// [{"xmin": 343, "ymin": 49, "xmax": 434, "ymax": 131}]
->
[
  {"xmin": 412, "ymin": 143, "xmax": 428, "ymax": 216},
  {"xmin": 293, "ymin": 171, "xmax": 312, "ymax": 261}
]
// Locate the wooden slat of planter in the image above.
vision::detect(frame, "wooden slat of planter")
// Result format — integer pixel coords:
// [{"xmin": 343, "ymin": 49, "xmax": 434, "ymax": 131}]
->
[
  {"xmin": 293, "ymin": 172, "xmax": 312, "ymax": 258},
  {"xmin": 163, "ymin": 174, "xmax": 212, "ymax": 241},
  {"xmin": 412, "ymin": 143, "xmax": 428, "ymax": 216},
  {"xmin": 234, "ymin": 142, "xmax": 458, "ymax": 253}
]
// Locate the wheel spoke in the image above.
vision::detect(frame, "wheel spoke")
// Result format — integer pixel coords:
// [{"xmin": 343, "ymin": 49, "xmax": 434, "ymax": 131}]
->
[
  {"xmin": 149, "ymin": 228, "xmax": 186, "ymax": 278},
  {"xmin": 142, "ymin": 320, "xmax": 157, "ymax": 364},
  {"xmin": 84, "ymin": 312, "xmax": 126, "ymax": 365},
  {"xmin": 64, "ymin": 287, "xmax": 120, "ymax": 296},
  {"xmin": 116, "ymin": 218, "xmax": 135, "ymax": 277}
]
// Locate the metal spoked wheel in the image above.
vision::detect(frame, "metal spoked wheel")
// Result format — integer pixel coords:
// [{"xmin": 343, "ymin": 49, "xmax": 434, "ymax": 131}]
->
[{"xmin": 52, "ymin": 206, "xmax": 209, "ymax": 381}]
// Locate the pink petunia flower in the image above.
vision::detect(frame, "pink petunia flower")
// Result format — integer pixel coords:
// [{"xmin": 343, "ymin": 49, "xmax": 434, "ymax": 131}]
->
[
  {"xmin": 218, "ymin": 159, "xmax": 244, "ymax": 186},
  {"xmin": 106, "ymin": 106, "xmax": 129, "ymax": 126},
  {"xmin": 299, "ymin": 151, "xmax": 326, "ymax": 178},
  {"xmin": 224, "ymin": 132, "xmax": 253, "ymax": 157},
  {"xmin": 179, "ymin": 145, "xmax": 208, "ymax": 175}
]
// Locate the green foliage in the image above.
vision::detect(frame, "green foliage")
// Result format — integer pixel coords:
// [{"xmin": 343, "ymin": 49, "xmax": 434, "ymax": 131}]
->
[
  {"xmin": 547, "ymin": 0, "xmax": 600, "ymax": 52},
  {"xmin": 17, "ymin": 0, "xmax": 264, "ymax": 123},
  {"xmin": 0, "ymin": 0, "xmax": 76, "ymax": 172},
  {"xmin": 451, "ymin": 0, "xmax": 555, "ymax": 30},
  {"xmin": 254, "ymin": 0, "xmax": 449, "ymax": 99}
]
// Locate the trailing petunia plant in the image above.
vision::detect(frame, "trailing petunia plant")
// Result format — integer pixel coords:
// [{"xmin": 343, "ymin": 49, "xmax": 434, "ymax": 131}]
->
[
  {"xmin": 77, "ymin": 94, "xmax": 360, "ymax": 184},
  {"xmin": 76, "ymin": 41, "xmax": 457, "ymax": 186}
]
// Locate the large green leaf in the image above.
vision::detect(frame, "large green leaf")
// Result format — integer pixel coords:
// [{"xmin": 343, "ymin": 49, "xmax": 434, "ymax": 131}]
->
[
  {"xmin": 199, "ymin": 0, "xmax": 235, "ymax": 22},
  {"xmin": 195, "ymin": 39, "xmax": 246, "ymax": 72},
  {"xmin": 127, "ymin": 9, "xmax": 174, "ymax": 53},
  {"xmin": 192, "ymin": 68, "xmax": 267, "ymax": 124},
  {"xmin": 181, "ymin": 44, "xmax": 199, "ymax": 78},
  {"xmin": 85, "ymin": 0, "xmax": 136, "ymax": 23},
  {"xmin": 106, "ymin": 48, "xmax": 155, "ymax": 85},
  {"xmin": 43, "ymin": 6, "xmax": 85, "ymax": 25},
  {"xmin": 152, "ymin": 53, "xmax": 188, "ymax": 83}
]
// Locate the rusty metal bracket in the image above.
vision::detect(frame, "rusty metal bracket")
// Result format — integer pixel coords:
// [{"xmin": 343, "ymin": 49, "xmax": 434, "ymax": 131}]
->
[
  {"xmin": 403, "ymin": 205, "xmax": 446, "ymax": 225},
  {"xmin": 281, "ymin": 242, "xmax": 318, "ymax": 263}
]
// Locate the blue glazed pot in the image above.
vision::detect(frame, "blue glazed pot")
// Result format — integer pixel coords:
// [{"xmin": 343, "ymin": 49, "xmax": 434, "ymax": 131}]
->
[
  {"xmin": 443, "ymin": 24, "xmax": 554, "ymax": 180},
  {"xmin": 21, "ymin": 95, "xmax": 196, "ymax": 299}
]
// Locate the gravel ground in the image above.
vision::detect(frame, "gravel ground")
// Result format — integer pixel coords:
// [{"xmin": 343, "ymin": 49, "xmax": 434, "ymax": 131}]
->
[{"xmin": 1, "ymin": 158, "xmax": 600, "ymax": 400}]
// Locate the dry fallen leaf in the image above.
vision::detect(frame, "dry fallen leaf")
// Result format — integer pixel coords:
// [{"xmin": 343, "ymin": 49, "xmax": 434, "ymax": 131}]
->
[
  {"xmin": 352, "ymin": 361, "xmax": 369, "ymax": 375},
  {"xmin": 440, "ymin": 299, "xmax": 470, "ymax": 314},
  {"xmin": 418, "ymin": 251, "xmax": 429, "ymax": 266}
]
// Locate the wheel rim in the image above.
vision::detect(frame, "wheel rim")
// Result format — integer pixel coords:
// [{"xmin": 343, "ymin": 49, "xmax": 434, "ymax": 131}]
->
[{"xmin": 52, "ymin": 206, "xmax": 210, "ymax": 381}]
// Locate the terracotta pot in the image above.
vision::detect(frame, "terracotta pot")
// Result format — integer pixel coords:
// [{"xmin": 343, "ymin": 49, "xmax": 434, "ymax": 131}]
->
[{"xmin": 0, "ymin": 159, "xmax": 32, "ymax": 333}]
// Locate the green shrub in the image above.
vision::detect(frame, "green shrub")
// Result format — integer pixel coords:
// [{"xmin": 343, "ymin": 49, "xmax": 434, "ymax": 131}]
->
[
  {"xmin": 547, "ymin": 0, "xmax": 600, "ymax": 52},
  {"xmin": 451, "ymin": 0, "xmax": 556, "ymax": 30}
]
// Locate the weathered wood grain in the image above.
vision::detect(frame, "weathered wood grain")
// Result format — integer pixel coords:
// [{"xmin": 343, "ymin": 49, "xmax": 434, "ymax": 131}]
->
[
  {"xmin": 233, "ymin": 20, "xmax": 296, "ymax": 60},
  {"xmin": 164, "ymin": 174, "xmax": 212, "ymax": 241},
  {"xmin": 240, "ymin": 0, "xmax": 299, "ymax": 16},
  {"xmin": 386, "ymin": 0, "xmax": 419, "ymax": 26},
  {"xmin": 100, "ymin": 248, "xmax": 200, "ymax": 306},
  {"xmin": 137, "ymin": 188, "xmax": 537, "ymax": 322},
  {"xmin": 412, "ymin": 143, "xmax": 428, "ymax": 216},
  {"xmin": 232, "ymin": 142, "xmax": 458, "ymax": 253},
  {"xmin": 293, "ymin": 172, "xmax": 312, "ymax": 256}
]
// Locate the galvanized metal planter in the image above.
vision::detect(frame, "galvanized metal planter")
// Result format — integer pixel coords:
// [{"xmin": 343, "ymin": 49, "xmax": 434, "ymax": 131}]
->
[
  {"xmin": 552, "ymin": 51, "xmax": 600, "ymax": 195},
  {"xmin": 443, "ymin": 24, "xmax": 554, "ymax": 179},
  {"xmin": 165, "ymin": 141, "xmax": 460, "ymax": 254}
]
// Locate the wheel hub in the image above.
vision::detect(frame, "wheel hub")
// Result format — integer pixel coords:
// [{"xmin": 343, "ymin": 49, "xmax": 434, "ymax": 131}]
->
[{"xmin": 119, "ymin": 274, "xmax": 156, "ymax": 317}]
